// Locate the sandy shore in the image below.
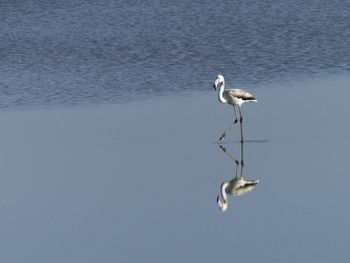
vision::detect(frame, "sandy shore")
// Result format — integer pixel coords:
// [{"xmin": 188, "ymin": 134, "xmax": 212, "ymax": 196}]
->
[{"xmin": 0, "ymin": 75, "xmax": 349, "ymax": 262}]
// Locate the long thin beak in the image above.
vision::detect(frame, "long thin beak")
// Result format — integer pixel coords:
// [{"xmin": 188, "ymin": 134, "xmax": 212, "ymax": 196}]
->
[{"xmin": 213, "ymin": 79, "xmax": 219, "ymax": 90}]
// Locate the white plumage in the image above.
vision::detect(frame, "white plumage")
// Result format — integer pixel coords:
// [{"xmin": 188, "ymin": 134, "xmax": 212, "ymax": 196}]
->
[
  {"xmin": 217, "ymin": 144, "xmax": 259, "ymax": 212},
  {"xmin": 213, "ymin": 74, "xmax": 257, "ymax": 141}
]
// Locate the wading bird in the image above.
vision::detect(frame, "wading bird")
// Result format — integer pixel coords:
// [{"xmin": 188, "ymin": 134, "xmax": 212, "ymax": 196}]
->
[
  {"xmin": 213, "ymin": 75, "xmax": 257, "ymax": 142},
  {"xmin": 217, "ymin": 143, "xmax": 259, "ymax": 211}
]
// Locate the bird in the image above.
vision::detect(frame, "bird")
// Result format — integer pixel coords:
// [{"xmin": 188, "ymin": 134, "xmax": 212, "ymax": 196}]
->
[
  {"xmin": 213, "ymin": 74, "xmax": 257, "ymax": 142},
  {"xmin": 217, "ymin": 144, "xmax": 259, "ymax": 211}
]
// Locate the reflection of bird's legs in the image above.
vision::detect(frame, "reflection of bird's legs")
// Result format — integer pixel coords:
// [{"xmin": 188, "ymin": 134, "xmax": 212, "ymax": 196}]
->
[
  {"xmin": 219, "ymin": 145, "xmax": 240, "ymax": 178},
  {"xmin": 219, "ymin": 145, "xmax": 239, "ymax": 164},
  {"xmin": 240, "ymin": 140, "xmax": 244, "ymax": 168},
  {"xmin": 219, "ymin": 106, "xmax": 238, "ymax": 141},
  {"xmin": 239, "ymin": 107, "xmax": 244, "ymax": 143},
  {"xmin": 240, "ymin": 141, "xmax": 245, "ymax": 178}
]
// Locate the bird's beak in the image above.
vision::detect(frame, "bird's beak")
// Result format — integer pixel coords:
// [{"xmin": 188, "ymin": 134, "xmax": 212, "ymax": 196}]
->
[{"xmin": 213, "ymin": 79, "xmax": 219, "ymax": 90}]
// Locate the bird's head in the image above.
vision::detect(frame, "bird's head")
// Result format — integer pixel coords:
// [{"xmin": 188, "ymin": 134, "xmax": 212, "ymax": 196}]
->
[
  {"xmin": 213, "ymin": 74, "xmax": 224, "ymax": 90},
  {"xmin": 217, "ymin": 195, "xmax": 228, "ymax": 211}
]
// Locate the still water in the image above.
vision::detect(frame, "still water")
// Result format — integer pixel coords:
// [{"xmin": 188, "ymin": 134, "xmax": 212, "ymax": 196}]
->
[
  {"xmin": 1, "ymin": 0, "xmax": 350, "ymax": 109},
  {"xmin": 0, "ymin": 77, "xmax": 349, "ymax": 262},
  {"xmin": 0, "ymin": 1, "xmax": 350, "ymax": 262}
]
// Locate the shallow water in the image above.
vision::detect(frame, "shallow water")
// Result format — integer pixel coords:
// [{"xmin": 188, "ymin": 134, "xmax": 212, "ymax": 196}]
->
[
  {"xmin": 1, "ymin": 1, "xmax": 350, "ymax": 261},
  {"xmin": 0, "ymin": 76, "xmax": 349, "ymax": 262},
  {"xmin": 1, "ymin": 0, "xmax": 350, "ymax": 109}
]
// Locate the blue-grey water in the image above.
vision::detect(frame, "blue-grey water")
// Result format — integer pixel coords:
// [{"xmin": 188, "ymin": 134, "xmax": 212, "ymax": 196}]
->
[
  {"xmin": 1, "ymin": 1, "xmax": 350, "ymax": 263},
  {"xmin": 1, "ymin": 77, "xmax": 350, "ymax": 262},
  {"xmin": 1, "ymin": 0, "xmax": 350, "ymax": 109}
]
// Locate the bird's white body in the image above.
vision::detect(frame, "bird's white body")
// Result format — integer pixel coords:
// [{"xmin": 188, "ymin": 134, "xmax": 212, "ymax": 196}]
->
[
  {"xmin": 213, "ymin": 74, "xmax": 257, "ymax": 141},
  {"xmin": 222, "ymin": 177, "xmax": 259, "ymax": 196},
  {"xmin": 214, "ymin": 75, "xmax": 257, "ymax": 106},
  {"xmin": 216, "ymin": 144, "xmax": 259, "ymax": 211},
  {"xmin": 218, "ymin": 178, "xmax": 259, "ymax": 211}
]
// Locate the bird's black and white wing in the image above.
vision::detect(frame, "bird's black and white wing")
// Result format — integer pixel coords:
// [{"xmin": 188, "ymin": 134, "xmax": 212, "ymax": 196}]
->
[{"xmin": 224, "ymin": 89, "xmax": 257, "ymax": 101}]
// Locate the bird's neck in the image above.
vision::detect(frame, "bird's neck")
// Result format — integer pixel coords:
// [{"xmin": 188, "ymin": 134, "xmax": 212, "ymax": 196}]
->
[
  {"xmin": 218, "ymin": 81, "xmax": 227, "ymax": 103},
  {"xmin": 221, "ymin": 182, "xmax": 228, "ymax": 201},
  {"xmin": 218, "ymin": 182, "xmax": 229, "ymax": 211}
]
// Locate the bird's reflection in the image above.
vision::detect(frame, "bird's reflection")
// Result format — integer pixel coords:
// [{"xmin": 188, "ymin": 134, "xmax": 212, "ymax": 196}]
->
[{"xmin": 217, "ymin": 142, "xmax": 259, "ymax": 211}]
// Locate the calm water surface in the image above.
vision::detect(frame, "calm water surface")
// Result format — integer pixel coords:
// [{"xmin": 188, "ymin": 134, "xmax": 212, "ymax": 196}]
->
[
  {"xmin": 0, "ymin": 77, "xmax": 349, "ymax": 262},
  {"xmin": 1, "ymin": 0, "xmax": 350, "ymax": 109},
  {"xmin": 0, "ymin": 1, "xmax": 350, "ymax": 262}
]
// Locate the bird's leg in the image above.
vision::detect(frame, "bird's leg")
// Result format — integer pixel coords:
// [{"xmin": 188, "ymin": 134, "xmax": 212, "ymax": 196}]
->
[
  {"xmin": 239, "ymin": 107, "xmax": 244, "ymax": 143},
  {"xmin": 219, "ymin": 106, "xmax": 238, "ymax": 141},
  {"xmin": 219, "ymin": 145, "xmax": 239, "ymax": 165},
  {"xmin": 240, "ymin": 140, "xmax": 244, "ymax": 177}
]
